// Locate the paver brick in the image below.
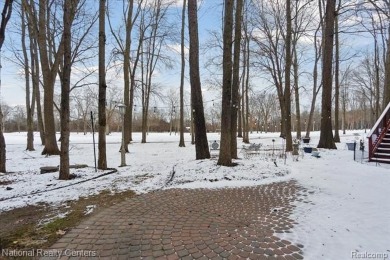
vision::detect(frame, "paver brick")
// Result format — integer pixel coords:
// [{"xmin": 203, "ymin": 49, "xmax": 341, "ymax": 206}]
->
[{"xmin": 43, "ymin": 181, "xmax": 309, "ymax": 259}]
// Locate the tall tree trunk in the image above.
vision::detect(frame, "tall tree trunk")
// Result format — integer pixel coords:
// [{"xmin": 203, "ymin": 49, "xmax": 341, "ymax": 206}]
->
[
  {"xmin": 59, "ymin": 0, "xmax": 75, "ymax": 180},
  {"xmin": 35, "ymin": 65, "xmax": 45, "ymax": 145},
  {"xmin": 384, "ymin": 25, "xmax": 390, "ymax": 107},
  {"xmin": 188, "ymin": 0, "xmax": 210, "ymax": 159},
  {"xmin": 284, "ymin": 0, "xmax": 293, "ymax": 152},
  {"xmin": 244, "ymin": 33, "xmax": 250, "ymax": 144},
  {"xmin": 218, "ymin": 0, "xmax": 234, "ymax": 166},
  {"xmin": 123, "ymin": 0, "xmax": 134, "ymax": 151},
  {"xmin": 0, "ymin": 0, "xmax": 13, "ymax": 172},
  {"xmin": 241, "ymin": 38, "xmax": 247, "ymax": 142},
  {"xmin": 98, "ymin": 0, "xmax": 107, "ymax": 169},
  {"xmin": 230, "ymin": 0, "xmax": 243, "ymax": 159},
  {"xmin": 191, "ymin": 102, "xmax": 195, "ymax": 144},
  {"xmin": 333, "ymin": 3, "xmax": 340, "ymax": 143},
  {"xmin": 21, "ymin": 4, "xmax": 34, "ymax": 151},
  {"xmin": 293, "ymin": 48, "xmax": 301, "ymax": 140},
  {"xmin": 373, "ymin": 24, "xmax": 380, "ymax": 122},
  {"xmin": 292, "ymin": 2, "xmax": 301, "ymax": 140},
  {"xmin": 179, "ymin": 0, "xmax": 186, "ymax": 148},
  {"xmin": 26, "ymin": 17, "xmax": 45, "ymax": 145},
  {"xmin": 318, "ymin": 0, "xmax": 337, "ymax": 149},
  {"xmin": 140, "ymin": 2, "xmax": 165, "ymax": 144},
  {"xmin": 342, "ymin": 83, "xmax": 346, "ymax": 134},
  {"xmin": 305, "ymin": 22, "xmax": 322, "ymax": 138},
  {"xmin": 237, "ymin": 95, "xmax": 242, "ymax": 137},
  {"xmin": 141, "ymin": 105, "xmax": 148, "ymax": 143},
  {"xmin": 128, "ymin": 15, "xmax": 145, "ymax": 143}
]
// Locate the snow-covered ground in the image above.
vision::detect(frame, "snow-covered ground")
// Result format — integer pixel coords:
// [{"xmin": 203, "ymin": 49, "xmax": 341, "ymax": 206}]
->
[{"xmin": 1, "ymin": 130, "xmax": 389, "ymax": 259}]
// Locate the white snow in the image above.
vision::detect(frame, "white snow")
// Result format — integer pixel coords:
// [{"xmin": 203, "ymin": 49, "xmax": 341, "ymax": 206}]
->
[{"xmin": 1, "ymin": 130, "xmax": 389, "ymax": 258}]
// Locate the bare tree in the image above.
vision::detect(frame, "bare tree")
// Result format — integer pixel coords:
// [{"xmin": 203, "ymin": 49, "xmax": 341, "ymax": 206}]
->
[
  {"xmin": 72, "ymin": 87, "xmax": 96, "ymax": 135},
  {"xmin": 305, "ymin": 14, "xmax": 323, "ymax": 139},
  {"xmin": 318, "ymin": 0, "xmax": 337, "ymax": 149},
  {"xmin": 230, "ymin": 0, "xmax": 243, "ymax": 159},
  {"xmin": 22, "ymin": 0, "xmax": 65, "ymax": 155},
  {"xmin": 20, "ymin": 2, "xmax": 35, "ymax": 151},
  {"xmin": 351, "ymin": 53, "xmax": 382, "ymax": 125},
  {"xmin": 98, "ymin": 0, "xmax": 107, "ymax": 169},
  {"xmin": 188, "ymin": 0, "xmax": 210, "ymax": 159},
  {"xmin": 241, "ymin": 4, "xmax": 252, "ymax": 144},
  {"xmin": 0, "ymin": 0, "xmax": 14, "ymax": 172},
  {"xmin": 29, "ymin": 19, "xmax": 45, "ymax": 145},
  {"xmin": 218, "ymin": 0, "xmax": 234, "ymax": 166},
  {"xmin": 291, "ymin": 1, "xmax": 316, "ymax": 140},
  {"xmin": 251, "ymin": 1, "xmax": 291, "ymax": 148},
  {"xmin": 284, "ymin": 0, "xmax": 292, "ymax": 151},
  {"xmin": 368, "ymin": 0, "xmax": 390, "ymax": 107},
  {"xmin": 139, "ymin": 0, "xmax": 174, "ymax": 143},
  {"xmin": 164, "ymin": 88, "xmax": 179, "ymax": 135},
  {"xmin": 107, "ymin": 0, "xmax": 143, "ymax": 149},
  {"xmin": 333, "ymin": 0, "xmax": 341, "ymax": 143},
  {"xmin": 59, "ymin": 0, "xmax": 80, "ymax": 180},
  {"xmin": 179, "ymin": 0, "xmax": 186, "ymax": 147}
]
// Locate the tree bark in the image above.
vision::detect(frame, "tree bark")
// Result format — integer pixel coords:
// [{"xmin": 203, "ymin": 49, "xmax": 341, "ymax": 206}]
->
[
  {"xmin": 318, "ymin": 0, "xmax": 337, "ymax": 149},
  {"xmin": 179, "ymin": 0, "xmax": 187, "ymax": 148},
  {"xmin": 122, "ymin": 0, "xmax": 133, "ymax": 152},
  {"xmin": 188, "ymin": 0, "xmax": 210, "ymax": 159},
  {"xmin": 230, "ymin": 0, "xmax": 243, "ymax": 159},
  {"xmin": 305, "ymin": 21, "xmax": 322, "ymax": 138},
  {"xmin": 384, "ymin": 25, "xmax": 390, "ymax": 107},
  {"xmin": 21, "ymin": 3, "xmax": 35, "ymax": 151},
  {"xmin": 333, "ymin": 3, "xmax": 340, "ymax": 143},
  {"xmin": 36, "ymin": 0, "xmax": 62, "ymax": 155},
  {"xmin": 25, "ymin": 11, "xmax": 45, "ymax": 145},
  {"xmin": 241, "ymin": 36, "xmax": 247, "ymax": 142},
  {"xmin": 293, "ymin": 48, "xmax": 301, "ymax": 140},
  {"xmin": 284, "ymin": 0, "xmax": 293, "ymax": 151},
  {"xmin": 98, "ymin": 0, "xmax": 107, "ymax": 169},
  {"xmin": 59, "ymin": 0, "xmax": 76, "ymax": 180},
  {"xmin": 218, "ymin": 0, "xmax": 234, "ymax": 166},
  {"xmin": 0, "ymin": 0, "xmax": 14, "ymax": 172},
  {"xmin": 244, "ymin": 32, "xmax": 250, "ymax": 144}
]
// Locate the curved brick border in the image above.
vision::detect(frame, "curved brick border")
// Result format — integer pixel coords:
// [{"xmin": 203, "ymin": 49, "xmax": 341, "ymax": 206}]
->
[{"xmin": 45, "ymin": 180, "xmax": 306, "ymax": 260}]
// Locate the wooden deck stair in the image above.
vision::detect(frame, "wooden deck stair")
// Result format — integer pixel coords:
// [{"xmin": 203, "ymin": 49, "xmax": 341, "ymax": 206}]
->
[
  {"xmin": 371, "ymin": 128, "xmax": 390, "ymax": 163},
  {"xmin": 368, "ymin": 102, "xmax": 390, "ymax": 164}
]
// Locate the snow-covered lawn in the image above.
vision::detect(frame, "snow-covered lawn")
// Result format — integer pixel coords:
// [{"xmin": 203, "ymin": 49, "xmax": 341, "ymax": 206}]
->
[{"xmin": 1, "ymin": 130, "xmax": 389, "ymax": 258}]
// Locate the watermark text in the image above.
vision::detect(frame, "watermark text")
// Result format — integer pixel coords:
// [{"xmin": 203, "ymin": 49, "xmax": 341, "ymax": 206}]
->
[
  {"xmin": 2, "ymin": 249, "xmax": 98, "ymax": 258},
  {"xmin": 351, "ymin": 251, "xmax": 389, "ymax": 259}
]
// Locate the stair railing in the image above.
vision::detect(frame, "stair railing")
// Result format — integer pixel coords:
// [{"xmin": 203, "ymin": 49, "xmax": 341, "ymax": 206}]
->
[{"xmin": 367, "ymin": 102, "xmax": 390, "ymax": 161}]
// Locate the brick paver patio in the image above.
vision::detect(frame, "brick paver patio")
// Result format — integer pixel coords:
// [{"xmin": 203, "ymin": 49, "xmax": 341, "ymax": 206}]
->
[{"xmin": 43, "ymin": 180, "xmax": 307, "ymax": 259}]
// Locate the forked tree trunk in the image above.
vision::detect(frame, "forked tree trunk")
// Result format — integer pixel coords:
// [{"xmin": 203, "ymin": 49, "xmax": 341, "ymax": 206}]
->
[
  {"xmin": 35, "ymin": 0, "xmax": 62, "ymax": 155},
  {"xmin": 29, "ymin": 30, "xmax": 45, "ymax": 145},
  {"xmin": 21, "ymin": 4, "xmax": 35, "ymax": 151}
]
